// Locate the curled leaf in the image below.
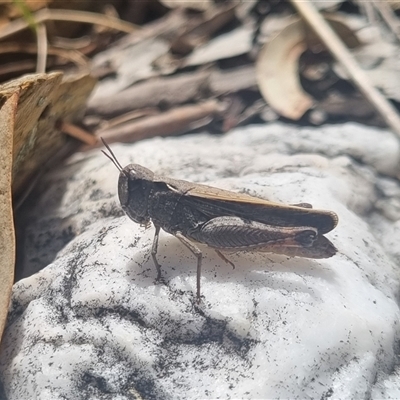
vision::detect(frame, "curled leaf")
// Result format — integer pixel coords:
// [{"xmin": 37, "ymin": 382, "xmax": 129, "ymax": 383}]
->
[
  {"xmin": 256, "ymin": 19, "xmax": 313, "ymax": 120},
  {"xmin": 256, "ymin": 16, "xmax": 360, "ymax": 120}
]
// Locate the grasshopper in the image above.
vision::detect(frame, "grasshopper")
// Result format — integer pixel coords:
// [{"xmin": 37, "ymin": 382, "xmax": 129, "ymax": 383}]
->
[{"xmin": 101, "ymin": 139, "xmax": 338, "ymax": 301}]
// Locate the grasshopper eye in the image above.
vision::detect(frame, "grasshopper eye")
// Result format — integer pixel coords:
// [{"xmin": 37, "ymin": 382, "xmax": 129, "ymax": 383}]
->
[
  {"xmin": 128, "ymin": 168, "xmax": 137, "ymax": 178},
  {"xmin": 118, "ymin": 171, "xmax": 129, "ymax": 206},
  {"xmin": 295, "ymin": 230, "xmax": 317, "ymax": 247}
]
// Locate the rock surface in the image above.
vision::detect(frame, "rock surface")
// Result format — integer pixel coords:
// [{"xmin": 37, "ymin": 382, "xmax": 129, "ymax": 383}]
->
[{"xmin": 1, "ymin": 122, "xmax": 400, "ymax": 400}]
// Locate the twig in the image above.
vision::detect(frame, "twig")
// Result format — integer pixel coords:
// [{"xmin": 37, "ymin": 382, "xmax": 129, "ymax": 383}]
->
[
  {"xmin": 0, "ymin": 8, "xmax": 139, "ymax": 41},
  {"xmin": 291, "ymin": 0, "xmax": 400, "ymax": 137},
  {"xmin": 0, "ymin": 60, "xmax": 36, "ymax": 76},
  {"xmin": 87, "ymin": 70, "xmax": 211, "ymax": 117},
  {"xmin": 87, "ymin": 66, "xmax": 257, "ymax": 118},
  {"xmin": 36, "ymin": 23, "xmax": 47, "ymax": 73},
  {"xmin": 0, "ymin": 42, "xmax": 89, "ymax": 67},
  {"xmin": 100, "ymin": 108, "xmax": 160, "ymax": 130},
  {"xmin": 59, "ymin": 121, "xmax": 98, "ymax": 146},
  {"xmin": 92, "ymin": 100, "xmax": 224, "ymax": 146}
]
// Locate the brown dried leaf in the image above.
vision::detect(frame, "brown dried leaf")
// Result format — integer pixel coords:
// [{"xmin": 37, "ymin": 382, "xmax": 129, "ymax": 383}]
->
[
  {"xmin": 0, "ymin": 72, "xmax": 96, "ymax": 324},
  {"xmin": 256, "ymin": 16, "xmax": 360, "ymax": 120},
  {"xmin": 0, "ymin": 71, "xmax": 97, "ymax": 201},
  {"xmin": 0, "ymin": 92, "xmax": 17, "ymax": 341},
  {"xmin": 95, "ymin": 100, "xmax": 224, "ymax": 145},
  {"xmin": 256, "ymin": 19, "xmax": 313, "ymax": 120}
]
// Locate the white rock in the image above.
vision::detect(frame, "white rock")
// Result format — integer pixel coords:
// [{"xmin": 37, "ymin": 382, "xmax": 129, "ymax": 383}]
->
[{"xmin": 1, "ymin": 123, "xmax": 399, "ymax": 400}]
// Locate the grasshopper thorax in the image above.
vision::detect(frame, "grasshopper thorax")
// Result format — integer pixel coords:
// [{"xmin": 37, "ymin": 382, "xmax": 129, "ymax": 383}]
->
[{"xmin": 118, "ymin": 164, "xmax": 154, "ymax": 225}]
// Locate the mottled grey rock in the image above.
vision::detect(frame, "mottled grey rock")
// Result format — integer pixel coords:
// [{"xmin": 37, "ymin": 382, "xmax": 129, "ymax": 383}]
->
[{"xmin": 1, "ymin": 122, "xmax": 399, "ymax": 400}]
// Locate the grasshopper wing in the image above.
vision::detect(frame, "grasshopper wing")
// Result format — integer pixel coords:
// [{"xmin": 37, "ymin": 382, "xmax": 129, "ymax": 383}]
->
[{"xmin": 172, "ymin": 182, "xmax": 338, "ymax": 234}]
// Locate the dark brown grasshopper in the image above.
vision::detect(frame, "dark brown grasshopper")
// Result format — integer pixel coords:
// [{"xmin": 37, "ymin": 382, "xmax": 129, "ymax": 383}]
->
[{"xmin": 101, "ymin": 139, "xmax": 338, "ymax": 301}]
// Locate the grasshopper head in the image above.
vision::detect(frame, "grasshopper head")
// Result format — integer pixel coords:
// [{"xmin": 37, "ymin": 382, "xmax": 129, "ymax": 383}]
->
[
  {"xmin": 118, "ymin": 164, "xmax": 154, "ymax": 225},
  {"xmin": 101, "ymin": 138, "xmax": 153, "ymax": 226}
]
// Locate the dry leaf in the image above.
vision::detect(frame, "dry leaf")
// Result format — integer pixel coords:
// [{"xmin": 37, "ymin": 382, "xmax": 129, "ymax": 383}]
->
[
  {"xmin": 0, "ymin": 92, "xmax": 18, "ymax": 342},
  {"xmin": 0, "ymin": 71, "xmax": 97, "ymax": 201},
  {"xmin": 90, "ymin": 37, "xmax": 169, "ymax": 99},
  {"xmin": 256, "ymin": 16, "xmax": 360, "ymax": 120},
  {"xmin": 96, "ymin": 100, "xmax": 224, "ymax": 144},
  {"xmin": 0, "ymin": 71, "xmax": 96, "ymax": 341},
  {"xmin": 256, "ymin": 19, "xmax": 313, "ymax": 120},
  {"xmin": 0, "ymin": 72, "xmax": 61, "ymax": 199}
]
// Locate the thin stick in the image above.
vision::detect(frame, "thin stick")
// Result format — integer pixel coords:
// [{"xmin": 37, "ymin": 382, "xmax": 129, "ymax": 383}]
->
[
  {"xmin": 60, "ymin": 121, "xmax": 98, "ymax": 146},
  {"xmin": 291, "ymin": 0, "xmax": 400, "ymax": 137},
  {"xmin": 36, "ymin": 23, "xmax": 47, "ymax": 73},
  {"xmin": 0, "ymin": 8, "xmax": 139, "ymax": 40},
  {"xmin": 0, "ymin": 42, "xmax": 89, "ymax": 67}
]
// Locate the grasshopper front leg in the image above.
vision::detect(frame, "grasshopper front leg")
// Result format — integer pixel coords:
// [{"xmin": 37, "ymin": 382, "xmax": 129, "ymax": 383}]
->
[{"xmin": 151, "ymin": 226, "xmax": 204, "ymax": 301}]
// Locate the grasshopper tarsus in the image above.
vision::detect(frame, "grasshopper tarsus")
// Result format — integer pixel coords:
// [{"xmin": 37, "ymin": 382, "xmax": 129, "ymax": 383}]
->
[{"xmin": 155, "ymin": 276, "xmax": 167, "ymax": 287}]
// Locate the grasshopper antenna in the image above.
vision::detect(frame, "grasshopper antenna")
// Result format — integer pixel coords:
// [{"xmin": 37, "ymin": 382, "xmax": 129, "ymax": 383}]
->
[{"xmin": 100, "ymin": 137, "xmax": 123, "ymax": 172}]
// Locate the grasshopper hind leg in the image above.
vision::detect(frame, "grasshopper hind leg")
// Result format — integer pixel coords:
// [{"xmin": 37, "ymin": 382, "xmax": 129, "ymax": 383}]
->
[
  {"xmin": 215, "ymin": 250, "xmax": 235, "ymax": 269},
  {"xmin": 151, "ymin": 225, "xmax": 163, "ymax": 282}
]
